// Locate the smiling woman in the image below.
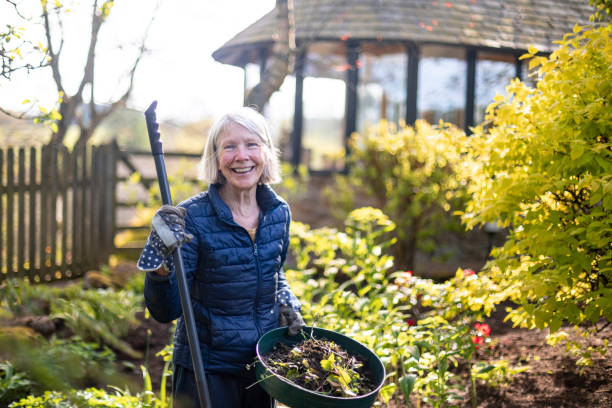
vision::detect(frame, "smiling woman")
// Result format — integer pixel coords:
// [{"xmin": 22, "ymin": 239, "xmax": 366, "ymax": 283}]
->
[{"xmin": 138, "ymin": 106, "xmax": 304, "ymax": 408}]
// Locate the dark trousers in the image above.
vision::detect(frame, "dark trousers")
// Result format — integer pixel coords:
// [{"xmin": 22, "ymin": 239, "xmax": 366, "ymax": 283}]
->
[{"xmin": 172, "ymin": 364, "xmax": 275, "ymax": 408}]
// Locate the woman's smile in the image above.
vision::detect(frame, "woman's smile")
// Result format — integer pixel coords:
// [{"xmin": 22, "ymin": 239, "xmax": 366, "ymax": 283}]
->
[
  {"xmin": 217, "ymin": 122, "xmax": 265, "ymax": 191},
  {"xmin": 232, "ymin": 166, "xmax": 255, "ymax": 174}
]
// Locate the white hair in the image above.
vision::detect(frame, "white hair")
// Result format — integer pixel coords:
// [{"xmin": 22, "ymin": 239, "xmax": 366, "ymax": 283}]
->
[{"xmin": 198, "ymin": 106, "xmax": 282, "ymax": 185}]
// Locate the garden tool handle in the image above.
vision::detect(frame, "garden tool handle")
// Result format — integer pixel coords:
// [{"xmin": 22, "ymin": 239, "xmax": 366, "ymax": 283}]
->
[{"xmin": 145, "ymin": 101, "xmax": 212, "ymax": 408}]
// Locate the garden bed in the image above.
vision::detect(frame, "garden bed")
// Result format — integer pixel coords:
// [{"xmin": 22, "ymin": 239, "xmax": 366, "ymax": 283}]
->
[
  {"xmin": 127, "ymin": 298, "xmax": 611, "ymax": 408},
  {"xmin": 2, "ymin": 262, "xmax": 610, "ymax": 408}
]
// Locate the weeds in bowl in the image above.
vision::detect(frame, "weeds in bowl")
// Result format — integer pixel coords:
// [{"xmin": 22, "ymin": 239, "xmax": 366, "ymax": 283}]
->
[{"xmin": 261, "ymin": 336, "xmax": 376, "ymax": 397}]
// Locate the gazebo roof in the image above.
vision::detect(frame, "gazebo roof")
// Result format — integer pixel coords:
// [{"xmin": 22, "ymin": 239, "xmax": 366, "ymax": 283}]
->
[{"xmin": 212, "ymin": 0, "xmax": 596, "ymax": 66}]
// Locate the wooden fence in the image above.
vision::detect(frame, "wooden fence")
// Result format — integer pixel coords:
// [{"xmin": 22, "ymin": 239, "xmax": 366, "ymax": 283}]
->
[
  {"xmin": 113, "ymin": 149, "xmax": 201, "ymax": 243},
  {"xmin": 0, "ymin": 143, "xmax": 117, "ymax": 283}
]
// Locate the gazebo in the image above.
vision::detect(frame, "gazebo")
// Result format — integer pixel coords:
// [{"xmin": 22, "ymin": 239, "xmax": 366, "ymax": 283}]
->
[{"xmin": 213, "ymin": 0, "xmax": 595, "ymax": 171}]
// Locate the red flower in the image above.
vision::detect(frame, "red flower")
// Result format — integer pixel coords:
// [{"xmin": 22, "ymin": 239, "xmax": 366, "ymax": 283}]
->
[
  {"xmin": 475, "ymin": 323, "xmax": 491, "ymax": 337},
  {"xmin": 472, "ymin": 335, "xmax": 483, "ymax": 349},
  {"xmin": 463, "ymin": 269, "xmax": 475, "ymax": 277},
  {"xmin": 407, "ymin": 319, "xmax": 415, "ymax": 327},
  {"xmin": 406, "ymin": 270, "xmax": 413, "ymax": 277}
]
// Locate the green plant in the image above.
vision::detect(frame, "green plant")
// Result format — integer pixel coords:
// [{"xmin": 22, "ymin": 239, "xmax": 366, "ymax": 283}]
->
[
  {"xmin": 0, "ymin": 361, "xmax": 36, "ymax": 407},
  {"xmin": 0, "ymin": 279, "xmax": 144, "ymax": 359},
  {"xmin": 326, "ymin": 119, "xmax": 469, "ymax": 269},
  {"xmin": 0, "ymin": 279, "xmax": 54, "ymax": 316},
  {"xmin": 470, "ymin": 360, "xmax": 529, "ymax": 388},
  {"xmin": 50, "ymin": 287, "xmax": 143, "ymax": 359},
  {"xmin": 47, "ymin": 337, "xmax": 117, "ymax": 371},
  {"xmin": 9, "ymin": 387, "xmax": 161, "ymax": 408},
  {"xmin": 0, "ymin": 333, "xmax": 132, "ymax": 395},
  {"xmin": 286, "ymin": 208, "xmax": 512, "ymax": 406},
  {"xmin": 461, "ymin": 21, "xmax": 611, "ymax": 364}
]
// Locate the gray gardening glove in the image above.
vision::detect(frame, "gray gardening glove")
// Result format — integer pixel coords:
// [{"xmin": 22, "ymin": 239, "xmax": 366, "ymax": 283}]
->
[
  {"xmin": 137, "ymin": 205, "xmax": 193, "ymax": 272},
  {"xmin": 279, "ymin": 305, "xmax": 305, "ymax": 337}
]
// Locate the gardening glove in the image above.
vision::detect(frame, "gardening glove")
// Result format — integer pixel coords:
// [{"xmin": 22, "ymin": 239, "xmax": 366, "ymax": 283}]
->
[
  {"xmin": 279, "ymin": 305, "xmax": 305, "ymax": 336},
  {"xmin": 278, "ymin": 288, "xmax": 303, "ymax": 336},
  {"xmin": 137, "ymin": 205, "xmax": 193, "ymax": 272}
]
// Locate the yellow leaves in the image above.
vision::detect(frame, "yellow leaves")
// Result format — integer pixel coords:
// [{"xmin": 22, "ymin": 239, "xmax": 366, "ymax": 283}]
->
[
  {"xmin": 528, "ymin": 56, "xmax": 548, "ymax": 70},
  {"xmin": 527, "ymin": 45, "xmax": 539, "ymax": 55},
  {"xmin": 100, "ymin": 1, "xmax": 115, "ymax": 19}
]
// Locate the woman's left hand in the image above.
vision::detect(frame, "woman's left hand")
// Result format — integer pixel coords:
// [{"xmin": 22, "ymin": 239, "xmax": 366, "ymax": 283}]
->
[{"xmin": 279, "ymin": 306, "xmax": 305, "ymax": 336}]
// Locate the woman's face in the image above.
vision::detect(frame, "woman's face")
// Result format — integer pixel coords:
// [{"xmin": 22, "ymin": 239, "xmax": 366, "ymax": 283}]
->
[{"xmin": 217, "ymin": 122, "xmax": 266, "ymax": 191}]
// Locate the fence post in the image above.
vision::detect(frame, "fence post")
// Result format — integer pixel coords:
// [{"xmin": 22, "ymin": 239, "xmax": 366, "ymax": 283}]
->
[
  {"xmin": 29, "ymin": 147, "xmax": 38, "ymax": 277},
  {"xmin": 60, "ymin": 146, "xmax": 69, "ymax": 276},
  {"xmin": 0, "ymin": 149, "xmax": 3, "ymax": 276},
  {"xmin": 6, "ymin": 148, "xmax": 14, "ymax": 276},
  {"xmin": 17, "ymin": 148, "xmax": 25, "ymax": 278}
]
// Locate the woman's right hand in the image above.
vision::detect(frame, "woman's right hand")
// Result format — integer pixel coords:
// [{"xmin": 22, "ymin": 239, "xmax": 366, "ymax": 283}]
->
[
  {"xmin": 151, "ymin": 205, "xmax": 193, "ymax": 255},
  {"xmin": 137, "ymin": 205, "xmax": 193, "ymax": 272}
]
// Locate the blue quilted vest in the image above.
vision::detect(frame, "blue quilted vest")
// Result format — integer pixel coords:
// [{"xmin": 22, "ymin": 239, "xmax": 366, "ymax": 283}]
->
[{"xmin": 146, "ymin": 183, "xmax": 292, "ymax": 376}]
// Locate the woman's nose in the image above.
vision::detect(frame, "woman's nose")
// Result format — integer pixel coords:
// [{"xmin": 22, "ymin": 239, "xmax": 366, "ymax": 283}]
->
[{"xmin": 235, "ymin": 144, "xmax": 248, "ymax": 159}]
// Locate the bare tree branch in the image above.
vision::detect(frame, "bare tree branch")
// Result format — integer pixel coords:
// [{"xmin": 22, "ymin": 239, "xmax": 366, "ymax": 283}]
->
[
  {"xmin": 0, "ymin": 105, "xmax": 36, "ymax": 120},
  {"xmin": 42, "ymin": 3, "xmax": 65, "ymax": 96},
  {"xmin": 76, "ymin": 0, "xmax": 160, "ymax": 146}
]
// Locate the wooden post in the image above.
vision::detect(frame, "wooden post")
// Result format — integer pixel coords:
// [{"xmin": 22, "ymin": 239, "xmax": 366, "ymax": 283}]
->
[
  {"xmin": 72, "ymin": 146, "xmax": 81, "ymax": 273},
  {"xmin": 91, "ymin": 146, "xmax": 102, "ymax": 265},
  {"xmin": 81, "ymin": 145, "xmax": 88, "ymax": 271},
  {"xmin": 0, "ymin": 149, "xmax": 4, "ymax": 276},
  {"xmin": 17, "ymin": 148, "xmax": 25, "ymax": 278},
  {"xmin": 345, "ymin": 41, "xmax": 360, "ymax": 167},
  {"xmin": 29, "ymin": 147, "xmax": 37, "ymax": 276},
  {"xmin": 291, "ymin": 50, "xmax": 305, "ymax": 168},
  {"xmin": 60, "ymin": 147, "xmax": 69, "ymax": 276},
  {"xmin": 406, "ymin": 42, "xmax": 419, "ymax": 126},
  {"xmin": 515, "ymin": 54, "xmax": 523, "ymax": 80},
  {"xmin": 465, "ymin": 48, "xmax": 476, "ymax": 134},
  {"xmin": 7, "ymin": 148, "xmax": 14, "ymax": 276},
  {"xmin": 40, "ymin": 145, "xmax": 48, "ymax": 282}
]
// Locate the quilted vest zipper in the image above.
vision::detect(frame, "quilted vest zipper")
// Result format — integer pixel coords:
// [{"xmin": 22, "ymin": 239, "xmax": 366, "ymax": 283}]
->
[{"xmin": 253, "ymin": 241, "xmax": 262, "ymax": 337}]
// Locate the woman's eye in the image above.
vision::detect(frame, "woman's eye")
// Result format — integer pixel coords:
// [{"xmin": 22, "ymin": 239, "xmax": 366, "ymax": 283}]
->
[
  {"xmin": 248, "ymin": 143, "xmax": 260, "ymax": 149},
  {"xmin": 223, "ymin": 145, "xmax": 236, "ymax": 151}
]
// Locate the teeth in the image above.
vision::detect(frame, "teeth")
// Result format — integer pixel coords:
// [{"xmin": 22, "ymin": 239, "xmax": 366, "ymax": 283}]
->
[{"xmin": 233, "ymin": 167, "xmax": 253, "ymax": 174}]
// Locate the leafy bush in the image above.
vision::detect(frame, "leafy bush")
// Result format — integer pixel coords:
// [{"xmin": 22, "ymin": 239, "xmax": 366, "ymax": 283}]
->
[
  {"xmin": 50, "ymin": 287, "xmax": 143, "ymax": 358},
  {"xmin": 286, "ymin": 208, "xmax": 517, "ymax": 406},
  {"xmin": 0, "ymin": 280, "xmax": 143, "ymax": 359},
  {"xmin": 0, "ymin": 361, "xmax": 36, "ymax": 407},
  {"xmin": 461, "ymin": 21, "xmax": 611, "ymax": 364},
  {"xmin": 326, "ymin": 120, "xmax": 469, "ymax": 269},
  {"xmin": 9, "ymin": 387, "xmax": 160, "ymax": 408},
  {"xmin": 0, "ymin": 334, "xmax": 132, "ymax": 403}
]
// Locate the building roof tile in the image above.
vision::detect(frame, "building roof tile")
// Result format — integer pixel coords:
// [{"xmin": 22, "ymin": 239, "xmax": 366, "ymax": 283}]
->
[{"xmin": 213, "ymin": 0, "xmax": 596, "ymax": 66}]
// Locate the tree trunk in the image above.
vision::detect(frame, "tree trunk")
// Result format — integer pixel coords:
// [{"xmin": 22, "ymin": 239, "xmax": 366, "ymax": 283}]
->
[{"xmin": 244, "ymin": 0, "xmax": 294, "ymax": 112}]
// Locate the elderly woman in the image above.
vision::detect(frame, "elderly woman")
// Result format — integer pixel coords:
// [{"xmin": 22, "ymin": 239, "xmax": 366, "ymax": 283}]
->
[{"xmin": 137, "ymin": 106, "xmax": 304, "ymax": 408}]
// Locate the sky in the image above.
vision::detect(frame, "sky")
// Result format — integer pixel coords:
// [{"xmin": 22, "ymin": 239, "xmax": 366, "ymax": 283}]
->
[{"xmin": 0, "ymin": 0, "xmax": 276, "ymax": 124}]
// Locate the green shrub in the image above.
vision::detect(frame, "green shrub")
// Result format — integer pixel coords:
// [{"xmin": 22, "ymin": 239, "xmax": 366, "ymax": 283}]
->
[
  {"xmin": 0, "ymin": 334, "xmax": 132, "ymax": 399},
  {"xmin": 286, "ymin": 208, "xmax": 515, "ymax": 406},
  {"xmin": 0, "ymin": 361, "xmax": 36, "ymax": 407},
  {"xmin": 9, "ymin": 387, "xmax": 160, "ymax": 408},
  {"xmin": 50, "ymin": 287, "xmax": 142, "ymax": 358},
  {"xmin": 326, "ymin": 120, "xmax": 469, "ymax": 269},
  {"xmin": 0, "ymin": 280, "xmax": 143, "ymax": 359},
  {"xmin": 461, "ymin": 21, "xmax": 612, "ymax": 364}
]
